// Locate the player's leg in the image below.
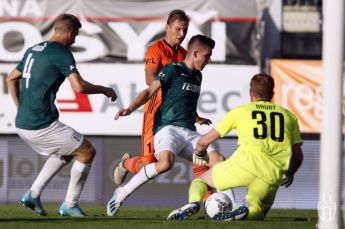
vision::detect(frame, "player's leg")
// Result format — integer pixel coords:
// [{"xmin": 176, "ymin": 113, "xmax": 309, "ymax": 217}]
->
[
  {"xmin": 179, "ymin": 133, "xmax": 226, "ymax": 203},
  {"xmin": 245, "ymin": 178, "xmax": 279, "ymax": 220},
  {"xmin": 208, "ymin": 159, "xmax": 250, "ymax": 221},
  {"xmin": 30, "ymin": 157, "xmax": 70, "ymax": 198},
  {"xmin": 59, "ymin": 138, "xmax": 95, "ymax": 217},
  {"xmin": 16, "ymin": 121, "xmax": 83, "ymax": 216},
  {"xmin": 167, "ymin": 161, "xmax": 216, "ymax": 220},
  {"xmin": 20, "ymin": 156, "xmax": 69, "ymax": 216},
  {"xmin": 107, "ymin": 125, "xmax": 178, "ymax": 216},
  {"xmin": 107, "ymin": 150, "xmax": 174, "ymax": 216},
  {"xmin": 113, "ymin": 91, "xmax": 161, "ymax": 184},
  {"xmin": 205, "ymin": 149, "xmax": 237, "ymax": 206},
  {"xmin": 168, "ymin": 159, "xmax": 250, "ymax": 221},
  {"xmin": 167, "ymin": 176, "xmax": 209, "ymax": 220}
]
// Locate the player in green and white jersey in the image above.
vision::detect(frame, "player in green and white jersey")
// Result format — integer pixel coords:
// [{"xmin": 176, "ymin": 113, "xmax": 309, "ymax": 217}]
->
[
  {"xmin": 167, "ymin": 73, "xmax": 304, "ymax": 221},
  {"xmin": 107, "ymin": 35, "xmax": 226, "ymax": 217},
  {"xmin": 6, "ymin": 14, "xmax": 117, "ymax": 217}
]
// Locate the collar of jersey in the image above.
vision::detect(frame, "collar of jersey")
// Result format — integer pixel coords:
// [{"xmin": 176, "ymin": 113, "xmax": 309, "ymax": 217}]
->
[
  {"xmin": 180, "ymin": 62, "xmax": 194, "ymax": 75},
  {"xmin": 162, "ymin": 39, "xmax": 179, "ymax": 51}
]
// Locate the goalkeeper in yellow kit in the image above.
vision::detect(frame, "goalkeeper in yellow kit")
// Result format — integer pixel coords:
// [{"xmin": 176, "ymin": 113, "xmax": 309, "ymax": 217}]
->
[{"xmin": 167, "ymin": 73, "xmax": 304, "ymax": 221}]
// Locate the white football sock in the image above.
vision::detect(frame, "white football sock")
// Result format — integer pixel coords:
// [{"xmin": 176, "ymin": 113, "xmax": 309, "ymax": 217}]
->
[
  {"xmin": 121, "ymin": 163, "xmax": 158, "ymax": 200},
  {"xmin": 30, "ymin": 157, "xmax": 67, "ymax": 198},
  {"xmin": 65, "ymin": 160, "xmax": 91, "ymax": 207},
  {"xmin": 219, "ymin": 189, "xmax": 236, "ymax": 208}
]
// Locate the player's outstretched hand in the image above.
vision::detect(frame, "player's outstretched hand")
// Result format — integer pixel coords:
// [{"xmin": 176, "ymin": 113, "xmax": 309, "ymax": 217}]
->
[
  {"xmin": 105, "ymin": 87, "xmax": 117, "ymax": 102},
  {"xmin": 280, "ymin": 173, "xmax": 294, "ymax": 187},
  {"xmin": 114, "ymin": 108, "xmax": 132, "ymax": 120},
  {"xmin": 193, "ymin": 151, "xmax": 209, "ymax": 166},
  {"xmin": 195, "ymin": 116, "xmax": 212, "ymax": 125}
]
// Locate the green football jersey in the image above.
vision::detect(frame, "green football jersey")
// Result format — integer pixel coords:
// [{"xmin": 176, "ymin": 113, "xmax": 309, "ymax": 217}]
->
[
  {"xmin": 15, "ymin": 41, "xmax": 79, "ymax": 130},
  {"xmin": 214, "ymin": 101, "xmax": 303, "ymax": 184},
  {"xmin": 153, "ymin": 62, "xmax": 202, "ymax": 133}
]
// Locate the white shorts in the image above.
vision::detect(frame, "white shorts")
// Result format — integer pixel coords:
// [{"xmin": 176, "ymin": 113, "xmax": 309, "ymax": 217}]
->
[
  {"xmin": 17, "ymin": 120, "xmax": 84, "ymax": 160},
  {"xmin": 153, "ymin": 125, "xmax": 215, "ymax": 161}
]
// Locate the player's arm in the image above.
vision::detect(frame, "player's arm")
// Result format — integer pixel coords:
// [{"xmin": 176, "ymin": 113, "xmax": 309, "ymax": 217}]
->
[
  {"xmin": 144, "ymin": 45, "xmax": 161, "ymax": 86},
  {"xmin": 192, "ymin": 129, "xmax": 221, "ymax": 166},
  {"xmin": 288, "ymin": 143, "xmax": 304, "ymax": 175},
  {"xmin": 67, "ymin": 72, "xmax": 117, "ymax": 101},
  {"xmin": 195, "ymin": 112, "xmax": 212, "ymax": 125},
  {"xmin": 115, "ymin": 80, "xmax": 162, "ymax": 120},
  {"xmin": 195, "ymin": 129, "xmax": 221, "ymax": 156},
  {"xmin": 145, "ymin": 67, "xmax": 159, "ymax": 86},
  {"xmin": 281, "ymin": 143, "xmax": 304, "ymax": 187},
  {"xmin": 6, "ymin": 68, "xmax": 22, "ymax": 108}
]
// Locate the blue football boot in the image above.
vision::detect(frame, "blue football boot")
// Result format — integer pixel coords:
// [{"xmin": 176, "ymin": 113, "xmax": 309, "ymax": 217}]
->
[
  {"xmin": 167, "ymin": 202, "xmax": 201, "ymax": 220},
  {"xmin": 212, "ymin": 205, "xmax": 249, "ymax": 221},
  {"xmin": 20, "ymin": 190, "xmax": 47, "ymax": 216},
  {"xmin": 59, "ymin": 202, "xmax": 86, "ymax": 217}
]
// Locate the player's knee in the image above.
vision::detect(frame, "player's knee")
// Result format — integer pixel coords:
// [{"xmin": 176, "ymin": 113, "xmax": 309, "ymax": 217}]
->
[
  {"xmin": 156, "ymin": 151, "xmax": 175, "ymax": 173},
  {"xmin": 74, "ymin": 139, "xmax": 96, "ymax": 163},
  {"xmin": 156, "ymin": 158, "xmax": 174, "ymax": 173}
]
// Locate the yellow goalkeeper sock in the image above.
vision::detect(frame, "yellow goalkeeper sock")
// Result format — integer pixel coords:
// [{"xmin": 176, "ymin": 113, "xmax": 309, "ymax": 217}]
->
[{"xmin": 189, "ymin": 179, "xmax": 208, "ymax": 203}]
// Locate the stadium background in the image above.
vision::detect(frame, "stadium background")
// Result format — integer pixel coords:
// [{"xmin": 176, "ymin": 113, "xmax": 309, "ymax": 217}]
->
[{"xmin": 0, "ymin": 0, "xmax": 343, "ymax": 211}]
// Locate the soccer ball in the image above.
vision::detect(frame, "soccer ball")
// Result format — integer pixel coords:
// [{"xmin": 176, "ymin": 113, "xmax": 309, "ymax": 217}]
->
[{"xmin": 204, "ymin": 192, "xmax": 233, "ymax": 218}]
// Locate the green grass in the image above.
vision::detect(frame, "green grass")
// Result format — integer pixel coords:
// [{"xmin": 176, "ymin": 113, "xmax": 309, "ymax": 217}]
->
[{"xmin": 0, "ymin": 203, "xmax": 318, "ymax": 229}]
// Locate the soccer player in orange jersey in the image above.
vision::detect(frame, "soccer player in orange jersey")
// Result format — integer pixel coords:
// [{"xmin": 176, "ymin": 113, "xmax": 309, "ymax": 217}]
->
[{"xmin": 113, "ymin": 10, "xmax": 219, "ymax": 194}]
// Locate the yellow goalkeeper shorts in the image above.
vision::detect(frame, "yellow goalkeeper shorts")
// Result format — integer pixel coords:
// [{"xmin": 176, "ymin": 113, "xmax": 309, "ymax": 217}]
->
[{"xmin": 212, "ymin": 158, "xmax": 279, "ymax": 220}]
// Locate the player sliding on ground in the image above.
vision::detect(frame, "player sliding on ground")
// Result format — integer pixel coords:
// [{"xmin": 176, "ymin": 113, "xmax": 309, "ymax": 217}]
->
[
  {"xmin": 167, "ymin": 73, "xmax": 304, "ymax": 221},
  {"xmin": 107, "ymin": 35, "xmax": 225, "ymax": 217}
]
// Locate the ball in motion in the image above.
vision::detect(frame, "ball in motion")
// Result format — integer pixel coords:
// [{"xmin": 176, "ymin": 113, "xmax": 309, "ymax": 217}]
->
[{"xmin": 204, "ymin": 192, "xmax": 233, "ymax": 218}]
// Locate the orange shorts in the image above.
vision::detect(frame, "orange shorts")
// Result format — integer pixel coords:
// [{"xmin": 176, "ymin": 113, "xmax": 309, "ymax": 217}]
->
[{"xmin": 141, "ymin": 89, "xmax": 162, "ymax": 163}]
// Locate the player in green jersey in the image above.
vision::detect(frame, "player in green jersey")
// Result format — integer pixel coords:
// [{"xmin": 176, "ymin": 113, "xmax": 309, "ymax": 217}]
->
[
  {"xmin": 6, "ymin": 14, "xmax": 116, "ymax": 217},
  {"xmin": 107, "ymin": 35, "xmax": 226, "ymax": 217},
  {"xmin": 167, "ymin": 73, "xmax": 304, "ymax": 221}
]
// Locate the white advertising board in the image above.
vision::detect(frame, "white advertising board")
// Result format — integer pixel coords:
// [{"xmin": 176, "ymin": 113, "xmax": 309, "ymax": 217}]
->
[{"xmin": 0, "ymin": 63, "xmax": 258, "ymax": 135}]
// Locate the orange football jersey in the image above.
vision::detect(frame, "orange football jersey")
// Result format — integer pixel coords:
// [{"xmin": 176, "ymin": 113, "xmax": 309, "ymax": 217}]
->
[{"xmin": 142, "ymin": 39, "xmax": 186, "ymax": 159}]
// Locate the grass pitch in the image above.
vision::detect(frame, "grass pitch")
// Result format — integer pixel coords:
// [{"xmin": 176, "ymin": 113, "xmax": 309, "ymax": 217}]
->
[{"xmin": 0, "ymin": 203, "xmax": 318, "ymax": 229}]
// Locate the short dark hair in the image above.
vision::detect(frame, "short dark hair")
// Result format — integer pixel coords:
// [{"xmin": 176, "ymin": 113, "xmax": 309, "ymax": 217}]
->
[
  {"xmin": 250, "ymin": 73, "xmax": 275, "ymax": 100},
  {"xmin": 188, "ymin": 34, "xmax": 215, "ymax": 50},
  {"xmin": 167, "ymin": 9, "xmax": 189, "ymax": 25},
  {"xmin": 54, "ymin": 14, "xmax": 82, "ymax": 33}
]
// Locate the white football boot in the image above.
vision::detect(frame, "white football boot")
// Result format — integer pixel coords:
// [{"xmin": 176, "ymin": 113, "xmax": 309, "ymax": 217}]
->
[
  {"xmin": 107, "ymin": 187, "xmax": 127, "ymax": 216},
  {"xmin": 114, "ymin": 153, "xmax": 131, "ymax": 185}
]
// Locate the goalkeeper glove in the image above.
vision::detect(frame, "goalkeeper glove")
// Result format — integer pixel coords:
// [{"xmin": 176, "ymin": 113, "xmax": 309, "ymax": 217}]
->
[
  {"xmin": 280, "ymin": 171, "xmax": 294, "ymax": 187},
  {"xmin": 193, "ymin": 151, "xmax": 208, "ymax": 166}
]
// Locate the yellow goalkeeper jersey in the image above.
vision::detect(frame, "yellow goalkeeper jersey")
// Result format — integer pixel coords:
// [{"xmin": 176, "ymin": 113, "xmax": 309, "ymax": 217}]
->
[{"xmin": 214, "ymin": 101, "xmax": 303, "ymax": 184}]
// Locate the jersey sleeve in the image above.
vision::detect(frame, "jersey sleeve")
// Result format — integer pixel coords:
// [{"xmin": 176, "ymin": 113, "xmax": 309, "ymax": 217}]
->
[
  {"xmin": 145, "ymin": 45, "xmax": 162, "ymax": 72},
  {"xmin": 16, "ymin": 49, "xmax": 30, "ymax": 73},
  {"xmin": 156, "ymin": 64, "xmax": 175, "ymax": 87},
  {"xmin": 214, "ymin": 109, "xmax": 238, "ymax": 137},
  {"xmin": 52, "ymin": 49, "xmax": 79, "ymax": 77}
]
